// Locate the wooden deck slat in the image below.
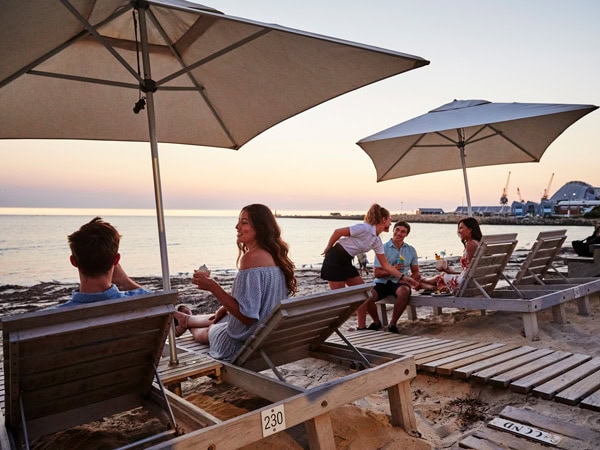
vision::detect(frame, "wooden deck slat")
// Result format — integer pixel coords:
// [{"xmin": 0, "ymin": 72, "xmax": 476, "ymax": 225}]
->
[
  {"xmin": 329, "ymin": 332, "xmax": 462, "ymax": 358},
  {"xmin": 579, "ymin": 389, "xmax": 600, "ymax": 411},
  {"xmin": 452, "ymin": 346, "xmax": 538, "ymax": 379},
  {"xmin": 434, "ymin": 344, "xmax": 517, "ymax": 376},
  {"xmin": 532, "ymin": 357, "xmax": 600, "ymax": 400},
  {"xmin": 411, "ymin": 341, "xmax": 475, "ymax": 362},
  {"xmin": 554, "ymin": 371, "xmax": 600, "ymax": 405},
  {"xmin": 370, "ymin": 338, "xmax": 454, "ymax": 355},
  {"xmin": 416, "ymin": 342, "xmax": 492, "ymax": 368},
  {"xmin": 471, "ymin": 349, "xmax": 555, "ymax": 383},
  {"xmin": 509, "ymin": 354, "xmax": 592, "ymax": 393},
  {"xmin": 488, "ymin": 351, "xmax": 573, "ymax": 388},
  {"xmin": 420, "ymin": 343, "xmax": 508, "ymax": 374}
]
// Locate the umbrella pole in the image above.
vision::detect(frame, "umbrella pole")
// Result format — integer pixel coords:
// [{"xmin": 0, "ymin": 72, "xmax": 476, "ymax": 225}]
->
[
  {"xmin": 457, "ymin": 130, "xmax": 472, "ymax": 216},
  {"xmin": 138, "ymin": 5, "xmax": 179, "ymax": 365}
]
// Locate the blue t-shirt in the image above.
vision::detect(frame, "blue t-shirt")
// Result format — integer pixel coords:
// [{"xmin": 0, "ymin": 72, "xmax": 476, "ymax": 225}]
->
[
  {"xmin": 56, "ymin": 284, "xmax": 150, "ymax": 308},
  {"xmin": 374, "ymin": 240, "xmax": 418, "ymax": 283}
]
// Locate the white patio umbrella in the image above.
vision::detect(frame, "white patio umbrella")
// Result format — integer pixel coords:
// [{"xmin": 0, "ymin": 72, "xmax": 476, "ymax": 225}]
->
[
  {"xmin": 357, "ymin": 99, "xmax": 598, "ymax": 216},
  {"xmin": 0, "ymin": 0, "xmax": 429, "ymax": 362}
]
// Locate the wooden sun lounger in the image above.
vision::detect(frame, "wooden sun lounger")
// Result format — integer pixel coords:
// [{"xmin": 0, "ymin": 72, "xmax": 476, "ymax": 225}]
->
[
  {"xmin": 154, "ymin": 284, "xmax": 418, "ymax": 449},
  {"xmin": 491, "ymin": 229, "xmax": 600, "ymax": 339},
  {"xmin": 1, "ymin": 291, "xmax": 180, "ymax": 449},
  {"xmin": 512, "ymin": 229, "xmax": 568, "ymax": 285},
  {"xmin": 376, "ymin": 233, "xmax": 518, "ymax": 324},
  {"xmin": 378, "ymin": 230, "xmax": 600, "ymax": 341}
]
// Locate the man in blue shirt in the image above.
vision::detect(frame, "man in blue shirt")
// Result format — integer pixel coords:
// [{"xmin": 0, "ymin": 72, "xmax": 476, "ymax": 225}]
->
[
  {"xmin": 57, "ymin": 216, "xmax": 149, "ymax": 308},
  {"xmin": 367, "ymin": 221, "xmax": 422, "ymax": 333}
]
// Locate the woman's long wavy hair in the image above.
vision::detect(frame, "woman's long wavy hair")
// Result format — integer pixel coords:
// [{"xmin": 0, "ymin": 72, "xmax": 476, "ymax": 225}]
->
[
  {"xmin": 237, "ymin": 204, "xmax": 297, "ymax": 295},
  {"xmin": 458, "ymin": 217, "xmax": 483, "ymax": 244},
  {"xmin": 363, "ymin": 203, "xmax": 390, "ymax": 226}
]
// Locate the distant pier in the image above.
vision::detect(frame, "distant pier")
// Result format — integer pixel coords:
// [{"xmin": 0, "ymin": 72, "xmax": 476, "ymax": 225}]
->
[{"xmin": 276, "ymin": 213, "xmax": 597, "ymax": 226}]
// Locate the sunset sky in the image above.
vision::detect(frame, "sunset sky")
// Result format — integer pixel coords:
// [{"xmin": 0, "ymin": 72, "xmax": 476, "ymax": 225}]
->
[{"xmin": 1, "ymin": 0, "xmax": 598, "ymax": 215}]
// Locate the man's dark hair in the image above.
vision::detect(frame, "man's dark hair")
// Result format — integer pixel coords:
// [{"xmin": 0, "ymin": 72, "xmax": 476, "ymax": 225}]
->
[
  {"xmin": 68, "ymin": 217, "xmax": 121, "ymax": 277},
  {"xmin": 393, "ymin": 221, "xmax": 411, "ymax": 235}
]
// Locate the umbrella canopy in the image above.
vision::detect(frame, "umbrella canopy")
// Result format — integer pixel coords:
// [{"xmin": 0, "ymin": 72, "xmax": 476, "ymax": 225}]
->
[
  {"xmin": 0, "ymin": 0, "xmax": 429, "ymax": 362},
  {"xmin": 357, "ymin": 99, "xmax": 598, "ymax": 215},
  {"xmin": 0, "ymin": 0, "xmax": 429, "ymax": 284}
]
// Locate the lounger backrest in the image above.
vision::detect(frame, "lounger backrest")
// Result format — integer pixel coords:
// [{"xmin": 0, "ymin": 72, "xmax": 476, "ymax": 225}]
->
[
  {"xmin": 513, "ymin": 230, "xmax": 567, "ymax": 285},
  {"xmin": 233, "ymin": 284, "xmax": 372, "ymax": 372},
  {"xmin": 457, "ymin": 233, "xmax": 518, "ymax": 298},
  {"xmin": 1, "ymin": 291, "xmax": 177, "ymax": 442}
]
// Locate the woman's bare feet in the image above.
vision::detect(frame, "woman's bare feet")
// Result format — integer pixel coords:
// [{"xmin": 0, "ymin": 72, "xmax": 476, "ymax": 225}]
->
[{"xmin": 174, "ymin": 306, "xmax": 192, "ymax": 336}]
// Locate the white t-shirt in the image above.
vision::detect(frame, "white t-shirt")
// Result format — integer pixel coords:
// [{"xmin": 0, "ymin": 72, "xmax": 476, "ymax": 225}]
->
[{"xmin": 337, "ymin": 223, "xmax": 384, "ymax": 256}]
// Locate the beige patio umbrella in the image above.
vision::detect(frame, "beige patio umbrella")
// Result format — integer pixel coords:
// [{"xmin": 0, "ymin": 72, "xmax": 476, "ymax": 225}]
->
[
  {"xmin": 0, "ymin": 0, "xmax": 429, "ymax": 362},
  {"xmin": 357, "ymin": 99, "xmax": 597, "ymax": 216}
]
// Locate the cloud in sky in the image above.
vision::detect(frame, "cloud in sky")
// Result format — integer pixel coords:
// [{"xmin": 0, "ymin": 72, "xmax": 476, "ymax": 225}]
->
[{"xmin": 1, "ymin": 0, "xmax": 598, "ymax": 213}]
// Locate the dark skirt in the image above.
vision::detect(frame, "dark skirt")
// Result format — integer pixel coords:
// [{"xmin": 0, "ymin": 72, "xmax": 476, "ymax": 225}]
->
[{"xmin": 321, "ymin": 243, "xmax": 359, "ymax": 281}]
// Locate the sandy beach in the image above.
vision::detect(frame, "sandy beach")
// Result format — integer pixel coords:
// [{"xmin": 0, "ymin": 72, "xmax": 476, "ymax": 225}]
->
[{"xmin": 2, "ymin": 247, "xmax": 599, "ymax": 449}]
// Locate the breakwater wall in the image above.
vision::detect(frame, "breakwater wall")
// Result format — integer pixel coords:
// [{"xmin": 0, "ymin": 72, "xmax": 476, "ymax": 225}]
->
[{"xmin": 277, "ymin": 213, "xmax": 597, "ymax": 226}]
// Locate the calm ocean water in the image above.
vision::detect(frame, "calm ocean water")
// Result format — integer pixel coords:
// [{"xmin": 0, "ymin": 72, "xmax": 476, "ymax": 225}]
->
[{"xmin": 0, "ymin": 210, "xmax": 592, "ymax": 286}]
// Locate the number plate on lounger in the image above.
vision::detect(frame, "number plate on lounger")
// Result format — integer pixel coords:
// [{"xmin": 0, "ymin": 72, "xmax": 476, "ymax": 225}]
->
[{"xmin": 261, "ymin": 404, "xmax": 286, "ymax": 437}]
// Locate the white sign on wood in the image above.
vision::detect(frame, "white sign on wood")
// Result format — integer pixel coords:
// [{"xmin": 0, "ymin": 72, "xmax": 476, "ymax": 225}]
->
[{"xmin": 489, "ymin": 417, "xmax": 562, "ymax": 445}]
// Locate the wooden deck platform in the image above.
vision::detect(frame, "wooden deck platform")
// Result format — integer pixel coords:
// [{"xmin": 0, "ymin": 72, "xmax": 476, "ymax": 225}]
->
[
  {"xmin": 325, "ymin": 330, "xmax": 600, "ymax": 411},
  {"xmin": 159, "ymin": 331, "xmax": 600, "ymax": 412}
]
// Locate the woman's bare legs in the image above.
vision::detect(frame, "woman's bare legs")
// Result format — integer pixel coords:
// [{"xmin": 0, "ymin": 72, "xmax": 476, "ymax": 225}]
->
[
  {"xmin": 174, "ymin": 311, "xmax": 216, "ymax": 340},
  {"xmin": 335, "ymin": 276, "xmax": 379, "ymax": 329},
  {"xmin": 189, "ymin": 326, "xmax": 210, "ymax": 344},
  {"xmin": 328, "ymin": 280, "xmax": 347, "ymax": 290},
  {"xmin": 357, "ymin": 290, "xmax": 380, "ymax": 329}
]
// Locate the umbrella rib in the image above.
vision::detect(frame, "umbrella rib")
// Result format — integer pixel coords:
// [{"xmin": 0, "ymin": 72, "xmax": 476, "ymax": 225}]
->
[
  {"xmin": 27, "ymin": 70, "xmax": 139, "ymax": 90},
  {"xmin": 487, "ymin": 124, "xmax": 539, "ymax": 160},
  {"xmin": 458, "ymin": 124, "xmax": 536, "ymax": 159},
  {"xmin": 0, "ymin": 3, "xmax": 133, "ymax": 89},
  {"xmin": 59, "ymin": 0, "xmax": 143, "ymax": 83},
  {"xmin": 413, "ymin": 143, "xmax": 457, "ymax": 148},
  {"xmin": 146, "ymin": 8, "xmax": 239, "ymax": 147},
  {"xmin": 378, "ymin": 133, "xmax": 427, "ymax": 181},
  {"xmin": 433, "ymin": 131, "xmax": 460, "ymax": 146},
  {"xmin": 156, "ymin": 29, "xmax": 272, "ymax": 87},
  {"xmin": 463, "ymin": 124, "xmax": 492, "ymax": 145},
  {"xmin": 153, "ymin": 27, "xmax": 272, "ymax": 149}
]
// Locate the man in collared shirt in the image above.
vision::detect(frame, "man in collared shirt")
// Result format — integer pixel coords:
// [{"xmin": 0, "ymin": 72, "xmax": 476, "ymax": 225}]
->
[{"xmin": 368, "ymin": 221, "xmax": 422, "ymax": 333}]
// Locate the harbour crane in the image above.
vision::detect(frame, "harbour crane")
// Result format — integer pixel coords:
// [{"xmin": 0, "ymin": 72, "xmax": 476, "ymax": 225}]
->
[
  {"xmin": 517, "ymin": 187, "xmax": 524, "ymax": 203},
  {"xmin": 541, "ymin": 173, "xmax": 555, "ymax": 200},
  {"xmin": 500, "ymin": 171, "xmax": 511, "ymax": 205}
]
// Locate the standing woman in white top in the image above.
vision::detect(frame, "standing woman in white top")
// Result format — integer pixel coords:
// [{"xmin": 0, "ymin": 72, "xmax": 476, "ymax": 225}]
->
[{"xmin": 321, "ymin": 204, "xmax": 407, "ymax": 330}]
